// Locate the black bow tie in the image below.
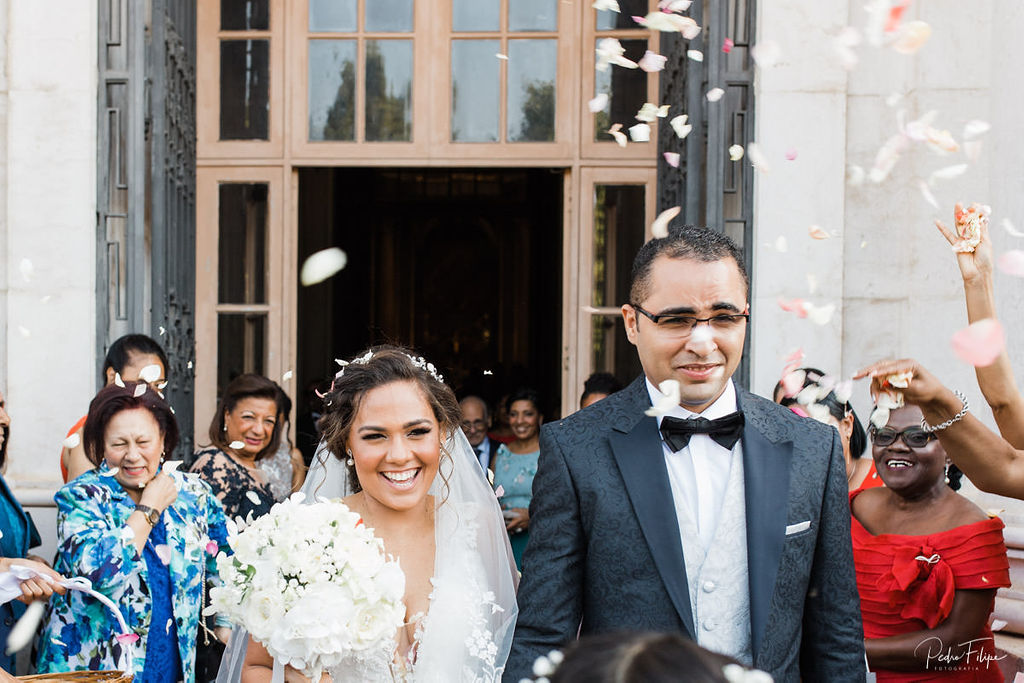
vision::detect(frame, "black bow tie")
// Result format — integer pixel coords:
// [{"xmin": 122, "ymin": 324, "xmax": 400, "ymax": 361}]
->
[{"xmin": 660, "ymin": 412, "xmax": 745, "ymax": 452}]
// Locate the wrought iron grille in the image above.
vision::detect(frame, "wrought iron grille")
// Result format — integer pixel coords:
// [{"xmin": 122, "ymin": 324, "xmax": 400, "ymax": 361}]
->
[{"xmin": 657, "ymin": 0, "xmax": 756, "ymax": 386}]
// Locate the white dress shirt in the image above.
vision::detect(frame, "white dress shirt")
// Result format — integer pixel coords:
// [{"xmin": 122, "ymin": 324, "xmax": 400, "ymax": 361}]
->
[{"xmin": 646, "ymin": 378, "xmax": 742, "ymax": 551}]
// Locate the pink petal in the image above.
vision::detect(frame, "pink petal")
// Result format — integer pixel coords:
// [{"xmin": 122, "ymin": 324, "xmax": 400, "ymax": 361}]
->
[
  {"xmin": 777, "ymin": 297, "xmax": 808, "ymax": 318},
  {"xmin": 785, "ymin": 149, "xmax": 798, "ymax": 161},
  {"xmin": 808, "ymin": 225, "xmax": 829, "ymax": 240},
  {"xmin": 780, "ymin": 370, "xmax": 806, "ymax": 398},
  {"xmin": 494, "ymin": 485, "xmax": 505, "ymax": 498},
  {"xmin": 206, "ymin": 540, "xmax": 219, "ymax": 555},
  {"xmin": 892, "ymin": 20, "xmax": 931, "ymax": 55},
  {"xmin": 637, "ymin": 50, "xmax": 668, "ymax": 73},
  {"xmin": 663, "ymin": 152, "xmax": 680, "ymax": 168},
  {"xmin": 951, "ymin": 318, "xmax": 1005, "ymax": 367},
  {"xmin": 722, "ymin": 38, "xmax": 734, "ymax": 53},
  {"xmin": 998, "ymin": 251, "xmax": 1024, "ymax": 277},
  {"xmin": 116, "ymin": 633, "xmax": 140, "ymax": 645},
  {"xmin": 651, "ymin": 207, "xmax": 681, "ymax": 238},
  {"xmin": 154, "ymin": 544, "xmax": 172, "ymax": 566}
]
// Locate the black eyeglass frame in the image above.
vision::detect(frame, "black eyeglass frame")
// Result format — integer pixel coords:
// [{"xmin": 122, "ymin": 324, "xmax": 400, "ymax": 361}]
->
[
  {"xmin": 630, "ymin": 303, "xmax": 750, "ymax": 330},
  {"xmin": 868, "ymin": 425, "xmax": 937, "ymax": 449}
]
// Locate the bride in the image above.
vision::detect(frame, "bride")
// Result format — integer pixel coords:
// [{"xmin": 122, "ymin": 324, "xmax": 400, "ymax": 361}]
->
[{"xmin": 224, "ymin": 346, "xmax": 519, "ymax": 682}]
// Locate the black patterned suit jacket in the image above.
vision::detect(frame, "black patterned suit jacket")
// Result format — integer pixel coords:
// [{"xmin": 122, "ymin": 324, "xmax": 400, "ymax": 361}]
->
[{"xmin": 506, "ymin": 376, "xmax": 865, "ymax": 682}]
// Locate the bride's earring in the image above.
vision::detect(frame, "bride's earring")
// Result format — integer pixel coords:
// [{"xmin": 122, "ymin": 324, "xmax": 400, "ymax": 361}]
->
[
  {"xmin": 944, "ymin": 461, "xmax": 951, "ymax": 484},
  {"xmin": 346, "ymin": 448, "xmax": 354, "ymax": 466}
]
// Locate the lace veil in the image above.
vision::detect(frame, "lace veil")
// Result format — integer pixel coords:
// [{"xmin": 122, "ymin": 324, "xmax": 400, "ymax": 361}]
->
[{"xmin": 218, "ymin": 429, "xmax": 519, "ymax": 681}]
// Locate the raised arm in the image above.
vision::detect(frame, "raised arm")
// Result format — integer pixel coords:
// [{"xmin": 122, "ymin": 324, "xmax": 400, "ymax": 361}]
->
[
  {"xmin": 936, "ymin": 204, "xmax": 1024, "ymax": 446},
  {"xmin": 505, "ymin": 425, "xmax": 585, "ymax": 682},
  {"xmin": 855, "ymin": 359, "xmax": 1024, "ymax": 499}
]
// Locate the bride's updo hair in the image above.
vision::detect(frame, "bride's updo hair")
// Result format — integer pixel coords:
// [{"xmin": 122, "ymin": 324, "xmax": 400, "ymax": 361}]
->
[{"xmin": 318, "ymin": 345, "xmax": 460, "ymax": 492}]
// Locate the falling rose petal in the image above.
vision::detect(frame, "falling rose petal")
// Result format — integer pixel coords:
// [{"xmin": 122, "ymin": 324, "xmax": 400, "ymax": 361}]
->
[
  {"xmin": 964, "ymin": 140, "xmax": 983, "ymax": 164},
  {"xmin": 706, "ymin": 87, "xmax": 725, "ymax": 102},
  {"xmin": 628, "ymin": 123, "xmax": 651, "ymax": 142},
  {"xmin": 637, "ymin": 50, "xmax": 668, "ymax": 73},
  {"xmin": 588, "ymin": 93, "xmax": 609, "ymax": 113},
  {"xmin": 998, "ymin": 251, "xmax": 1024, "ymax": 277},
  {"xmin": 245, "ymin": 490, "xmax": 262, "ymax": 506},
  {"xmin": 951, "ymin": 318, "xmax": 1005, "ymax": 367},
  {"xmin": 777, "ymin": 297, "xmax": 808, "ymax": 318},
  {"xmin": 952, "ymin": 202, "xmax": 989, "ymax": 253},
  {"xmin": 300, "ymin": 248, "xmax": 348, "ymax": 286},
  {"xmin": 807, "ymin": 403, "xmax": 832, "ymax": 424},
  {"xmin": 963, "ymin": 120, "xmax": 991, "ymax": 141},
  {"xmin": 596, "ymin": 38, "xmax": 638, "ymax": 71},
  {"xmin": 152, "ymin": 544, "xmax": 172, "ymax": 565},
  {"xmin": 495, "ymin": 53, "xmax": 508, "ymax": 60},
  {"xmin": 593, "ymin": 0, "xmax": 620, "ymax": 9},
  {"xmin": 114, "ymin": 372, "xmax": 126, "ymax": 388},
  {"xmin": 670, "ymin": 115, "xmax": 692, "ymax": 140},
  {"xmin": 728, "ymin": 144, "xmax": 744, "ymax": 161},
  {"xmin": 6, "ymin": 601, "xmax": 46, "ymax": 654},
  {"xmin": 925, "ymin": 127, "xmax": 959, "ymax": 154},
  {"xmin": 651, "ymin": 207, "xmax": 681, "ymax": 239},
  {"xmin": 833, "ymin": 380, "xmax": 854, "ymax": 404},
  {"xmin": 483, "ymin": 369, "xmax": 494, "ymax": 376},
  {"xmin": 133, "ymin": 383, "xmax": 147, "ymax": 398},
  {"xmin": 229, "ymin": 440, "xmax": 245, "ymax": 450},
  {"xmin": 782, "ymin": 347, "xmax": 805, "ymax": 369},
  {"xmin": 281, "ymin": 370, "xmax": 294, "ymax": 383},
  {"xmin": 847, "ymin": 165, "xmax": 865, "ymax": 186},
  {"xmin": 166, "ymin": 618, "xmax": 173, "ymax": 635},
  {"xmin": 833, "ymin": 27, "xmax": 861, "ymax": 70},
  {"xmin": 645, "ymin": 379, "xmax": 682, "ymax": 417},
  {"xmin": 634, "ymin": 12, "xmax": 701, "ymax": 38},
  {"xmin": 687, "ymin": 50, "xmax": 704, "ymax": 62},
  {"xmin": 917, "ymin": 180, "xmax": 939, "ymax": 209},
  {"xmin": 892, "ymin": 20, "xmax": 931, "ymax": 55},
  {"xmin": 805, "ymin": 302, "xmax": 836, "ymax": 326},
  {"xmin": 806, "ymin": 272, "xmax": 819, "ymax": 294},
  {"xmin": 206, "ymin": 540, "xmax": 219, "ymax": 556},
  {"xmin": 494, "ymin": 484, "xmax": 505, "ymax": 498},
  {"xmin": 780, "ymin": 370, "xmax": 807, "ymax": 398},
  {"xmin": 785, "ymin": 149, "xmax": 798, "ymax": 161},
  {"xmin": 19, "ymin": 258, "xmax": 33, "ymax": 282},
  {"xmin": 663, "ymin": 152, "xmax": 680, "ymax": 168},
  {"xmin": 722, "ymin": 38, "xmax": 734, "ymax": 53},
  {"xmin": 808, "ymin": 225, "xmax": 829, "ymax": 240},
  {"xmin": 885, "ymin": 92, "xmax": 903, "ymax": 108},
  {"xmin": 658, "ymin": 0, "xmax": 692, "ymax": 10},
  {"xmin": 689, "ymin": 324, "xmax": 713, "ymax": 346},
  {"xmin": 139, "ymin": 364, "xmax": 162, "ymax": 383},
  {"xmin": 187, "ymin": 361, "xmax": 193, "ymax": 369},
  {"xmin": 751, "ymin": 40, "xmax": 781, "ymax": 68},
  {"xmin": 1002, "ymin": 219, "xmax": 1024, "ymax": 238},
  {"xmin": 879, "ymin": 388, "xmax": 906, "ymax": 408},
  {"xmin": 773, "ymin": 236, "xmax": 788, "ymax": 253},
  {"xmin": 158, "ymin": 326, "xmax": 166, "ymax": 336},
  {"xmin": 747, "ymin": 142, "xmax": 771, "ymax": 172},
  {"xmin": 606, "ymin": 123, "xmax": 628, "ymax": 147},
  {"xmin": 100, "ymin": 467, "xmax": 119, "ymax": 477},
  {"xmin": 162, "ymin": 461, "xmax": 182, "ymax": 475},
  {"xmin": 929, "ymin": 164, "xmax": 968, "ymax": 183},
  {"xmin": 635, "ymin": 103, "xmax": 662, "ymax": 122},
  {"xmin": 63, "ymin": 433, "xmax": 81, "ymax": 450},
  {"xmin": 116, "ymin": 633, "xmax": 140, "ymax": 645}
]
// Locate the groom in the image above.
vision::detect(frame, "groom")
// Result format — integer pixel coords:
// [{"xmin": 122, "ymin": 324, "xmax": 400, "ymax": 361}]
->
[{"xmin": 507, "ymin": 226, "xmax": 864, "ymax": 681}]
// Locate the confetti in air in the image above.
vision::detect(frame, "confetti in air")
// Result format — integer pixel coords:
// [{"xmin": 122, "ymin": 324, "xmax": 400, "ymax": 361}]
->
[
  {"xmin": 951, "ymin": 319, "xmax": 1005, "ymax": 367},
  {"xmin": 670, "ymin": 115, "xmax": 692, "ymax": 140},
  {"xmin": 140, "ymin": 365, "xmax": 162, "ymax": 383},
  {"xmin": 300, "ymin": 248, "xmax": 348, "ymax": 286},
  {"xmin": 651, "ymin": 207, "xmax": 681, "ymax": 239},
  {"xmin": 63, "ymin": 433, "xmax": 80, "ymax": 450},
  {"xmin": 638, "ymin": 50, "xmax": 668, "ymax": 73},
  {"xmin": 728, "ymin": 144, "xmax": 744, "ymax": 161},
  {"xmin": 706, "ymin": 88, "xmax": 725, "ymax": 102},
  {"xmin": 588, "ymin": 94, "xmax": 609, "ymax": 113},
  {"xmin": 645, "ymin": 379, "xmax": 682, "ymax": 417},
  {"xmin": 663, "ymin": 152, "xmax": 680, "ymax": 168},
  {"xmin": 229, "ymin": 440, "xmax": 245, "ymax": 450},
  {"xmin": 628, "ymin": 123, "xmax": 651, "ymax": 142},
  {"xmin": 997, "ymin": 251, "xmax": 1024, "ymax": 277}
]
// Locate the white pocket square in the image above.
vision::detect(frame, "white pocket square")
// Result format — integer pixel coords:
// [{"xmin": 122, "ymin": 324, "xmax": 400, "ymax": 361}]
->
[{"xmin": 785, "ymin": 520, "xmax": 811, "ymax": 535}]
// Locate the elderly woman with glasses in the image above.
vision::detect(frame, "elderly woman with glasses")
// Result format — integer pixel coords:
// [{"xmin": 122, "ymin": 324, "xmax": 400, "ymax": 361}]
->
[{"xmin": 851, "ymin": 403, "xmax": 1009, "ymax": 680}]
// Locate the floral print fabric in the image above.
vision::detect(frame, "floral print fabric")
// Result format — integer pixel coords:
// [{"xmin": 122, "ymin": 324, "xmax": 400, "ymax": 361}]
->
[
  {"xmin": 36, "ymin": 465, "xmax": 231, "ymax": 682},
  {"xmin": 190, "ymin": 448, "xmax": 275, "ymax": 521}
]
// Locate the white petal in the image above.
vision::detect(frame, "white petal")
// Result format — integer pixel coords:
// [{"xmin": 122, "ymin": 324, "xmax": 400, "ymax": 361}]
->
[
  {"xmin": 747, "ymin": 142, "xmax": 771, "ymax": 172},
  {"xmin": 635, "ymin": 103, "xmax": 661, "ymax": 123},
  {"xmin": 706, "ymin": 87, "xmax": 725, "ymax": 102},
  {"xmin": 163, "ymin": 460, "xmax": 182, "ymax": 473},
  {"xmin": 917, "ymin": 180, "xmax": 939, "ymax": 209},
  {"xmin": 869, "ymin": 406, "xmax": 890, "ymax": 430},
  {"xmin": 637, "ymin": 50, "xmax": 668, "ymax": 73},
  {"xmin": 808, "ymin": 225, "xmax": 830, "ymax": 240},
  {"xmin": 592, "ymin": 0, "xmax": 620, "ymax": 10},
  {"xmin": 963, "ymin": 120, "xmax": 991, "ymax": 141},
  {"xmin": 154, "ymin": 544, "xmax": 172, "ymax": 565},
  {"xmin": 929, "ymin": 164, "xmax": 968, "ymax": 183},
  {"xmin": 1001, "ymin": 219, "xmax": 1024, "ymax": 238},
  {"xmin": 300, "ymin": 248, "xmax": 348, "ymax": 286},
  {"xmin": 282, "ymin": 370, "xmax": 293, "ymax": 381},
  {"xmin": 246, "ymin": 490, "xmax": 262, "ymax": 505},
  {"xmin": 658, "ymin": 0, "xmax": 692, "ymax": 10},
  {"xmin": 19, "ymin": 258, "xmax": 33, "ymax": 282},
  {"xmin": 773, "ymin": 236, "xmax": 788, "ymax": 253},
  {"xmin": 663, "ymin": 152, "xmax": 680, "ymax": 168},
  {"xmin": 805, "ymin": 302, "xmax": 836, "ymax": 326},
  {"xmin": 114, "ymin": 372, "xmax": 126, "ymax": 387},
  {"xmin": 687, "ymin": 50, "xmax": 704, "ymax": 62},
  {"xmin": 495, "ymin": 53, "xmax": 508, "ymax": 60},
  {"xmin": 645, "ymin": 379, "xmax": 681, "ymax": 416},
  {"xmin": 133, "ymin": 383, "xmax": 147, "ymax": 398},
  {"xmin": 847, "ymin": 165, "xmax": 865, "ymax": 186},
  {"xmin": 101, "ymin": 467, "xmax": 119, "ymax": 477},
  {"xmin": 670, "ymin": 115, "xmax": 692, "ymax": 140},
  {"xmin": 63, "ymin": 433, "xmax": 81, "ymax": 450},
  {"xmin": 751, "ymin": 40, "xmax": 782, "ymax": 68},
  {"xmin": 806, "ymin": 272, "xmax": 819, "ymax": 294},
  {"xmin": 139, "ymin": 364, "xmax": 162, "ymax": 383},
  {"xmin": 6, "ymin": 600, "xmax": 45, "ymax": 654},
  {"xmin": 892, "ymin": 20, "xmax": 931, "ymax": 55},
  {"xmin": 833, "ymin": 380, "xmax": 853, "ymax": 404},
  {"xmin": 607, "ymin": 123, "xmax": 628, "ymax": 147},
  {"xmin": 229, "ymin": 440, "xmax": 245, "ymax": 449},
  {"xmin": 728, "ymin": 144, "xmax": 744, "ymax": 161},
  {"xmin": 588, "ymin": 93, "xmax": 609, "ymax": 113},
  {"xmin": 651, "ymin": 207, "xmax": 681, "ymax": 238},
  {"xmin": 628, "ymin": 123, "xmax": 651, "ymax": 142},
  {"xmin": 158, "ymin": 326, "xmax": 166, "ymax": 336}
]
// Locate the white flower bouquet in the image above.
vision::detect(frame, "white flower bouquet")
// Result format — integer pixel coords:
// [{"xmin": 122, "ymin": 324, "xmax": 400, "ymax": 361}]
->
[{"xmin": 209, "ymin": 493, "xmax": 406, "ymax": 679}]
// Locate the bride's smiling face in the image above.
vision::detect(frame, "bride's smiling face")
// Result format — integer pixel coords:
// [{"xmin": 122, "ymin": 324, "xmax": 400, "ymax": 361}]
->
[{"xmin": 348, "ymin": 380, "xmax": 441, "ymax": 512}]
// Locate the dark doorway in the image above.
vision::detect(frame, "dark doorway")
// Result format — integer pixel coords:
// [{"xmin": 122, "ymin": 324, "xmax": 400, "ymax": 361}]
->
[{"xmin": 296, "ymin": 168, "xmax": 563, "ymax": 452}]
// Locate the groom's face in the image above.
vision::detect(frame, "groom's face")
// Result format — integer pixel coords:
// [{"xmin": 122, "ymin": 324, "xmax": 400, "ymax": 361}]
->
[{"xmin": 623, "ymin": 255, "xmax": 749, "ymax": 413}]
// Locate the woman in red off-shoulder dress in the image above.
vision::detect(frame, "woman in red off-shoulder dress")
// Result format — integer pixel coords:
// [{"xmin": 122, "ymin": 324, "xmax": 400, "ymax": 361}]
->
[{"xmin": 853, "ymin": 405, "xmax": 1010, "ymax": 681}]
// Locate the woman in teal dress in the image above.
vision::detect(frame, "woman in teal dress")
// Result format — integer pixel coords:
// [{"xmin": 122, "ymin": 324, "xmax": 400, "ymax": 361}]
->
[{"xmin": 492, "ymin": 387, "xmax": 542, "ymax": 570}]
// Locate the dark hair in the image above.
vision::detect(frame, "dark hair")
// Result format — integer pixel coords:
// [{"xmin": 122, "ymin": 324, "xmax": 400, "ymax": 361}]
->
[
  {"xmin": 102, "ymin": 334, "xmax": 169, "ymax": 385},
  {"xmin": 630, "ymin": 225, "xmax": 749, "ymax": 304},
  {"xmin": 581, "ymin": 372, "xmax": 623, "ymax": 404},
  {"xmin": 774, "ymin": 367, "xmax": 867, "ymax": 459},
  {"xmin": 276, "ymin": 386, "xmax": 295, "ymax": 449},
  {"xmin": 0, "ymin": 422, "xmax": 8, "ymax": 471},
  {"xmin": 83, "ymin": 382, "xmax": 180, "ymax": 467},
  {"xmin": 551, "ymin": 632, "xmax": 745, "ymax": 683},
  {"xmin": 507, "ymin": 388, "xmax": 542, "ymax": 420},
  {"xmin": 318, "ymin": 346, "xmax": 461, "ymax": 493},
  {"xmin": 208, "ymin": 374, "xmax": 282, "ymax": 461}
]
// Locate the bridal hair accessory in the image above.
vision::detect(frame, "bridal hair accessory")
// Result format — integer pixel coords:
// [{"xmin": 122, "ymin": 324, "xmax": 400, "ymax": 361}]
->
[{"xmin": 334, "ymin": 350, "xmax": 444, "ymax": 384}]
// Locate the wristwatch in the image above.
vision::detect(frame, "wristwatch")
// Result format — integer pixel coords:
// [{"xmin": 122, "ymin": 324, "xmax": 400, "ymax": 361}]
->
[{"xmin": 135, "ymin": 504, "xmax": 162, "ymax": 527}]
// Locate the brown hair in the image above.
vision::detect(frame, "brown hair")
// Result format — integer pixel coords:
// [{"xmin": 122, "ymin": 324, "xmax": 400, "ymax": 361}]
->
[
  {"xmin": 207, "ymin": 373, "xmax": 282, "ymax": 462},
  {"xmin": 318, "ymin": 346, "xmax": 460, "ymax": 493},
  {"xmin": 83, "ymin": 382, "xmax": 180, "ymax": 467}
]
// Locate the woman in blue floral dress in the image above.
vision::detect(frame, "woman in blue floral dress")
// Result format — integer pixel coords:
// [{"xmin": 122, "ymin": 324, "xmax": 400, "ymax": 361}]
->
[
  {"xmin": 37, "ymin": 382, "xmax": 232, "ymax": 683},
  {"xmin": 492, "ymin": 387, "xmax": 543, "ymax": 570}
]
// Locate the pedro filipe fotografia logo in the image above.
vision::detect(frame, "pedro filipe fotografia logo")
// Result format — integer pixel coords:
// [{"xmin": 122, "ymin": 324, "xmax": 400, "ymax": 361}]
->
[{"xmin": 914, "ymin": 636, "xmax": 1008, "ymax": 671}]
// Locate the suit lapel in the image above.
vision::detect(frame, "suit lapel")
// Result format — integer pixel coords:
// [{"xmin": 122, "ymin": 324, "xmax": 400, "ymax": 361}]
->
[
  {"xmin": 609, "ymin": 379, "xmax": 696, "ymax": 638},
  {"xmin": 737, "ymin": 391, "xmax": 792, "ymax": 659}
]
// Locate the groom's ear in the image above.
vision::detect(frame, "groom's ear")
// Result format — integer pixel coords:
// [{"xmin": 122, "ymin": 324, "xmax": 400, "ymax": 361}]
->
[{"xmin": 622, "ymin": 304, "xmax": 639, "ymax": 345}]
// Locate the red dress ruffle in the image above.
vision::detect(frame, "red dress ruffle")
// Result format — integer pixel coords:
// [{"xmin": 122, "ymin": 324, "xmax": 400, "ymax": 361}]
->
[{"xmin": 851, "ymin": 491, "xmax": 1010, "ymax": 682}]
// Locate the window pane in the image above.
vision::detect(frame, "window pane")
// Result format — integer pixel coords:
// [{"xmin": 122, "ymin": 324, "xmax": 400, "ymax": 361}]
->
[
  {"xmin": 453, "ymin": 0, "xmax": 499, "ymax": 31},
  {"xmin": 308, "ymin": 39, "xmax": 356, "ymax": 141},
  {"xmin": 451, "ymin": 40, "xmax": 500, "ymax": 142},
  {"xmin": 596, "ymin": 0, "xmax": 647, "ymax": 29},
  {"xmin": 309, "ymin": 0, "xmax": 356, "ymax": 32},
  {"xmin": 217, "ymin": 314, "xmax": 266, "ymax": 396},
  {"xmin": 507, "ymin": 40, "xmax": 556, "ymax": 142},
  {"xmin": 590, "ymin": 315, "xmax": 642, "ymax": 387},
  {"xmin": 509, "ymin": 0, "xmax": 557, "ymax": 31},
  {"xmin": 365, "ymin": 40, "xmax": 413, "ymax": 141},
  {"xmin": 218, "ymin": 184, "xmax": 268, "ymax": 304},
  {"xmin": 220, "ymin": 40, "xmax": 270, "ymax": 140},
  {"xmin": 221, "ymin": 0, "xmax": 269, "ymax": 31},
  {"xmin": 594, "ymin": 38, "xmax": 647, "ymax": 142},
  {"xmin": 592, "ymin": 184, "xmax": 645, "ymax": 307},
  {"xmin": 365, "ymin": 0, "xmax": 414, "ymax": 32}
]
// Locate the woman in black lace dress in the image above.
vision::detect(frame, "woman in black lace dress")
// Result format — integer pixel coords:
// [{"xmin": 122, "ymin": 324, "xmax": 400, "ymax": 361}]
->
[{"xmin": 190, "ymin": 374, "xmax": 282, "ymax": 521}]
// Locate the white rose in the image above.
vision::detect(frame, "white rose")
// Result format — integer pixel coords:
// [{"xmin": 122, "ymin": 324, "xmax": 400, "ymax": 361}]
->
[
  {"xmin": 243, "ymin": 589, "xmax": 283, "ymax": 640},
  {"xmin": 350, "ymin": 601, "xmax": 405, "ymax": 650}
]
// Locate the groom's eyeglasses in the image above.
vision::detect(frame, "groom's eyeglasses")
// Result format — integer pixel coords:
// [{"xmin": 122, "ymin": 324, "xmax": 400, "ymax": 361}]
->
[
  {"xmin": 869, "ymin": 426, "xmax": 936, "ymax": 449},
  {"xmin": 631, "ymin": 304, "xmax": 749, "ymax": 336}
]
